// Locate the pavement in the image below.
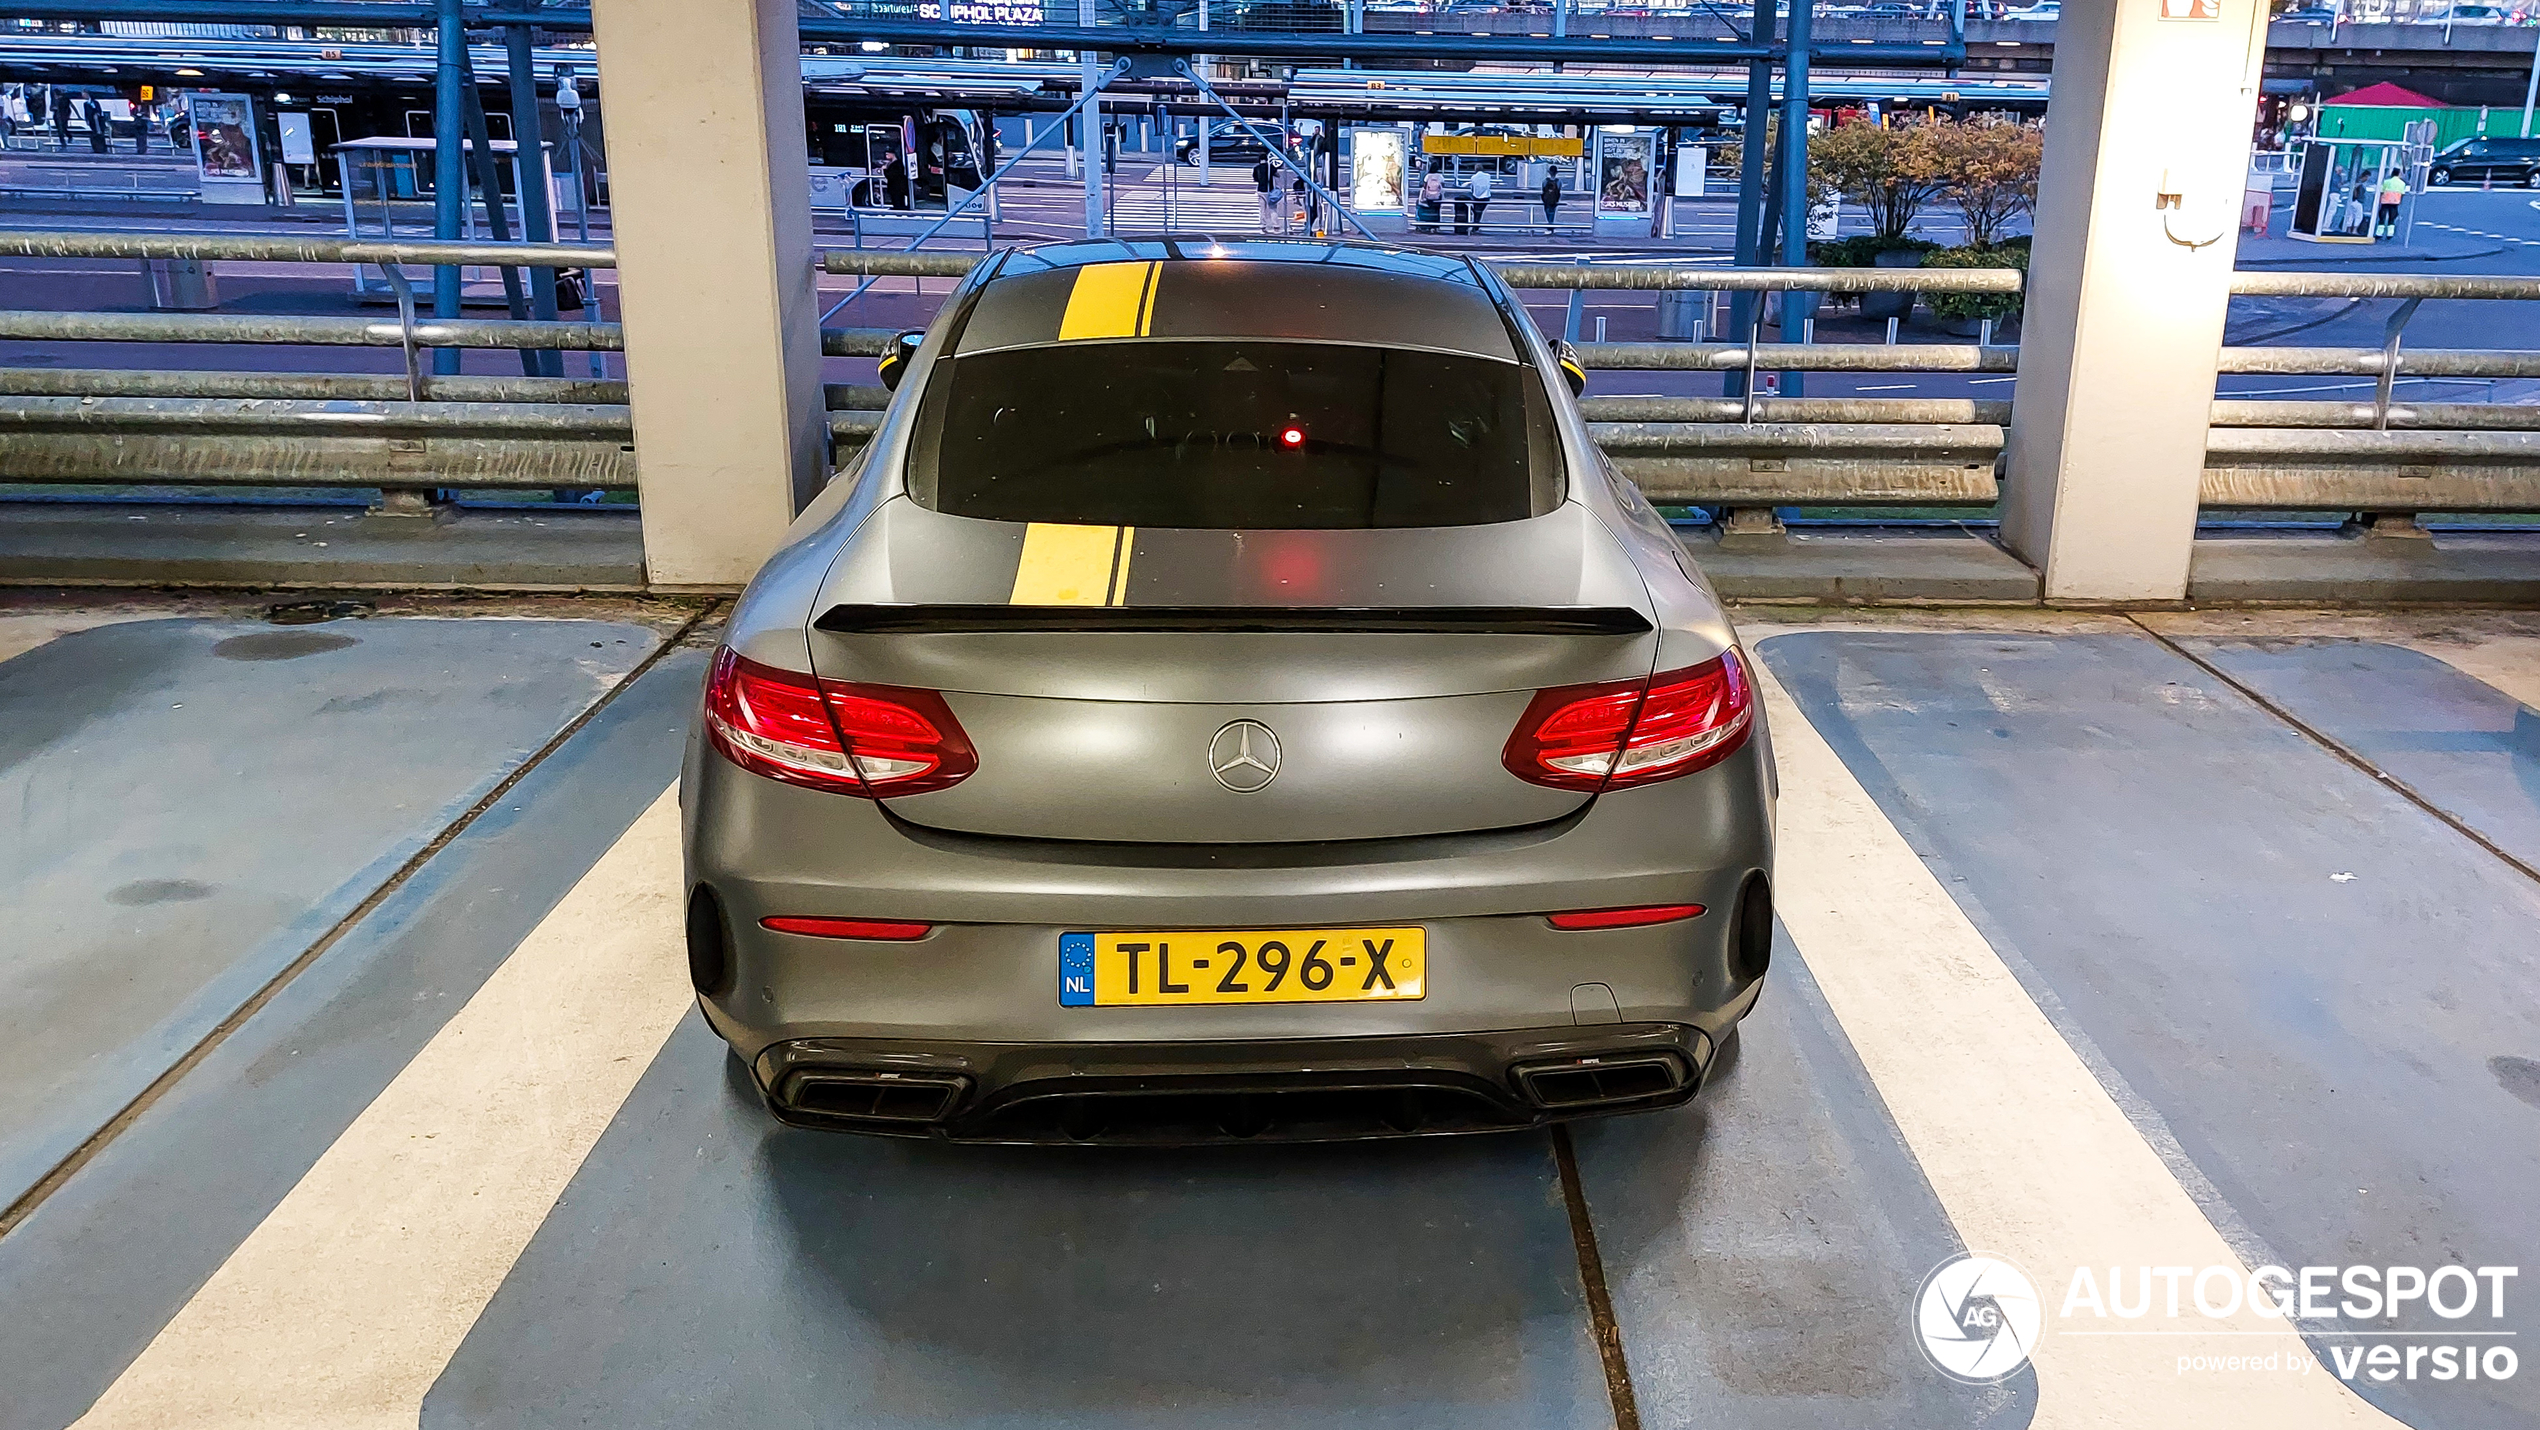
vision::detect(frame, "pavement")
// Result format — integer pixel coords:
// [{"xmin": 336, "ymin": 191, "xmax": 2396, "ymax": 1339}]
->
[{"xmin": 0, "ymin": 594, "xmax": 2534, "ymax": 1429}]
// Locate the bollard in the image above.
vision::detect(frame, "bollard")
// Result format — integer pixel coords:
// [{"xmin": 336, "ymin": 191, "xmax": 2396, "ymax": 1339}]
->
[{"xmin": 1886, "ymin": 316, "xmax": 1900, "ymax": 344}]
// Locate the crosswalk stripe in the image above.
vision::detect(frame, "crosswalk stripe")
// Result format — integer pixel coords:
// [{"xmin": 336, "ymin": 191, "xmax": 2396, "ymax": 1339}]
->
[
  {"xmin": 69, "ymin": 787, "xmax": 693, "ymax": 1430},
  {"xmin": 1753, "ymin": 656, "xmax": 2405, "ymax": 1426}
]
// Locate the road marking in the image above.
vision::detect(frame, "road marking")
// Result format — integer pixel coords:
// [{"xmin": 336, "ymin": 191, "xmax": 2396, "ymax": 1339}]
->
[
  {"xmin": 1754, "ymin": 661, "xmax": 2407, "ymax": 1428},
  {"xmin": 68, "ymin": 787, "xmax": 693, "ymax": 1430}
]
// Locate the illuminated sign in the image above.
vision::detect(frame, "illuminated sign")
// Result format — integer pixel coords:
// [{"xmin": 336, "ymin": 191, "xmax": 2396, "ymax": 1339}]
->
[{"xmin": 1421, "ymin": 134, "xmax": 1584, "ymax": 157}]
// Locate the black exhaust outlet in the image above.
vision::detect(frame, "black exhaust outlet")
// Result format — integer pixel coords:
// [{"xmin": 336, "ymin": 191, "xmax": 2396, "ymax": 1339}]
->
[
  {"xmin": 778, "ymin": 1069, "xmax": 969, "ymax": 1125},
  {"xmin": 1513, "ymin": 1053, "xmax": 1690, "ymax": 1109}
]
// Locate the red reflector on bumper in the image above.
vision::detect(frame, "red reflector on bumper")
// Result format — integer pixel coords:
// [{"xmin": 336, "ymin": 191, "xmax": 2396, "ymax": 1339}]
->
[
  {"xmin": 760, "ymin": 917, "xmax": 934, "ymax": 941},
  {"xmin": 1546, "ymin": 904, "xmax": 1706, "ymax": 931}
]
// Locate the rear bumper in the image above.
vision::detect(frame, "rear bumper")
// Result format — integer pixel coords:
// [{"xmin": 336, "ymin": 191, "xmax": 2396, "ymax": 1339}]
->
[{"xmin": 739, "ymin": 1018, "xmax": 1738, "ymax": 1144}]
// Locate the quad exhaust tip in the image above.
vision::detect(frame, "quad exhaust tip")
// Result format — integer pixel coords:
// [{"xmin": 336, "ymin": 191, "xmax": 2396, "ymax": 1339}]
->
[
  {"xmin": 1512, "ymin": 1053, "xmax": 1691, "ymax": 1109},
  {"xmin": 778, "ymin": 1069, "xmax": 969, "ymax": 1125}
]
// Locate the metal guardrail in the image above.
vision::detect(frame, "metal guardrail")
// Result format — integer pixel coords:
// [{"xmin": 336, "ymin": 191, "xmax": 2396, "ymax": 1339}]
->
[
  {"xmin": 1579, "ymin": 342, "xmax": 2014, "ymax": 373},
  {"xmin": 2218, "ymin": 348, "xmax": 2540, "ymax": 378},
  {"xmin": 0, "ymin": 310, "xmax": 627, "ymax": 351},
  {"xmin": 0, "ymin": 243, "xmax": 2031, "ymax": 513},
  {"xmin": 8, "ymin": 231, "xmax": 2540, "ymax": 527},
  {"xmin": 815, "ymin": 249, "xmax": 2030, "ymax": 296},
  {"xmin": 1494, "ymin": 265, "xmax": 2023, "ymax": 295},
  {"xmin": 0, "ymin": 231, "xmax": 616, "ymax": 268},
  {"xmin": 2212, "ymin": 270, "xmax": 2540, "ymax": 517},
  {"xmin": 2229, "ymin": 272, "xmax": 2540, "ymax": 300},
  {"xmin": 0, "ymin": 367, "xmax": 633, "ymax": 404},
  {"xmin": 0, "ymin": 396, "xmax": 634, "ymax": 490}
]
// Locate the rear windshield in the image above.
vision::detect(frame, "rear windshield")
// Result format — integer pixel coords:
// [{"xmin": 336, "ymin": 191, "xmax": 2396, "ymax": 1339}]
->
[{"xmin": 908, "ymin": 339, "xmax": 1561, "ymax": 529}]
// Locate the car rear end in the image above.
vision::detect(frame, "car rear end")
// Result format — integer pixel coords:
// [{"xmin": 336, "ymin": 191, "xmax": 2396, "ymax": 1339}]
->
[{"xmin": 681, "ymin": 240, "xmax": 1773, "ymax": 1144}]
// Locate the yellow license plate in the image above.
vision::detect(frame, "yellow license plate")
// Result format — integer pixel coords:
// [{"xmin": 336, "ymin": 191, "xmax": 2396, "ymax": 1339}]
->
[{"xmin": 1058, "ymin": 928, "xmax": 1425, "ymax": 1007}]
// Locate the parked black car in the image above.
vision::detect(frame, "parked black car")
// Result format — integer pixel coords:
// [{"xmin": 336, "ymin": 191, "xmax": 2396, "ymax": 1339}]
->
[
  {"xmin": 2428, "ymin": 136, "xmax": 2540, "ymax": 188},
  {"xmin": 1174, "ymin": 128, "xmax": 1299, "ymax": 166}
]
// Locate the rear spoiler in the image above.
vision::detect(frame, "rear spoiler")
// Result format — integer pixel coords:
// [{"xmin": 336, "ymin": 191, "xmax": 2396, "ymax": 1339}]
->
[{"xmin": 815, "ymin": 604, "xmax": 1654, "ymax": 636}]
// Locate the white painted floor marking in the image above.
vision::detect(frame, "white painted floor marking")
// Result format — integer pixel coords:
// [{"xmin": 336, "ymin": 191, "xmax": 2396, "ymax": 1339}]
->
[
  {"xmin": 70, "ymin": 786, "xmax": 694, "ymax": 1430},
  {"xmin": 1754, "ymin": 662, "xmax": 2408, "ymax": 1428}
]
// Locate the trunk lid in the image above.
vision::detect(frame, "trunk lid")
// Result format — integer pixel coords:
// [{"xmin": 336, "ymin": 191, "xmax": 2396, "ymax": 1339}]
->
[{"xmin": 806, "ymin": 499, "xmax": 1656, "ymax": 843}]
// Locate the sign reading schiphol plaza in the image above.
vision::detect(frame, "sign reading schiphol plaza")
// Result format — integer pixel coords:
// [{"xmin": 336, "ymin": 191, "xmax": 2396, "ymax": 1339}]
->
[
  {"xmin": 914, "ymin": 0, "xmax": 1047, "ymax": 22},
  {"xmin": 1913, "ymin": 1253, "xmax": 2521, "ymax": 1387}
]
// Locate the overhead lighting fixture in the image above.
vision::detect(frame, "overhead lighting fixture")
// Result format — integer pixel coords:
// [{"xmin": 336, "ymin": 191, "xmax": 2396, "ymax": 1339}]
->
[{"xmin": 174, "ymin": 67, "xmax": 202, "ymax": 75}]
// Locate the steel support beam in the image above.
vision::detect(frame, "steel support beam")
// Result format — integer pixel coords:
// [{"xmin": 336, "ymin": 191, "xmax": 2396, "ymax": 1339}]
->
[{"xmin": 431, "ymin": 0, "xmax": 467, "ymax": 377}]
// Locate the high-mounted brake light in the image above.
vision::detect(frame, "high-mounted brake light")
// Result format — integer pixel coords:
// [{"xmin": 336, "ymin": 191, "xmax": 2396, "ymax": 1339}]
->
[
  {"xmin": 703, "ymin": 647, "xmax": 977, "ymax": 798},
  {"xmin": 1502, "ymin": 650, "xmax": 1753, "ymax": 792}
]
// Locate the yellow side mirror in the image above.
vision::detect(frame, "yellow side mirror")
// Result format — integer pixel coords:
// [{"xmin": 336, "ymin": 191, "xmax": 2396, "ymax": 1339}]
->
[
  {"xmin": 877, "ymin": 330, "xmax": 924, "ymax": 391},
  {"xmin": 1555, "ymin": 339, "xmax": 1587, "ymax": 397}
]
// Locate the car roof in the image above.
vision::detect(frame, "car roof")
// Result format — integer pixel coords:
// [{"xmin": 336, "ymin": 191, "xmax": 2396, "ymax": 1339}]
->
[{"xmin": 955, "ymin": 240, "xmax": 1518, "ymax": 360}]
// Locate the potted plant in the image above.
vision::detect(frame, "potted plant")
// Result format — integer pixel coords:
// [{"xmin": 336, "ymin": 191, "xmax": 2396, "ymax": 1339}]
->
[{"xmin": 1808, "ymin": 121, "xmax": 1945, "ymax": 318}]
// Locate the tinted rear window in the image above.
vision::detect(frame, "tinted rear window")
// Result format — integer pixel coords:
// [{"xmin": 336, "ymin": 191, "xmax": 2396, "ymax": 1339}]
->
[{"xmin": 909, "ymin": 339, "xmax": 1561, "ymax": 529}]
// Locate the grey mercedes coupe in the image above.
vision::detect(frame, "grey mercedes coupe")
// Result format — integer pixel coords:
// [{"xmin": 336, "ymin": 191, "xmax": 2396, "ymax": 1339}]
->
[{"xmin": 681, "ymin": 238, "xmax": 1775, "ymax": 1143}]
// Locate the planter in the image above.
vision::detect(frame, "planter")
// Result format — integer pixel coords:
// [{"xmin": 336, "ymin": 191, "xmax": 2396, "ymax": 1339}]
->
[
  {"xmin": 1940, "ymin": 314, "xmax": 2021, "ymax": 342},
  {"xmin": 1861, "ymin": 247, "xmax": 1922, "ymax": 321}
]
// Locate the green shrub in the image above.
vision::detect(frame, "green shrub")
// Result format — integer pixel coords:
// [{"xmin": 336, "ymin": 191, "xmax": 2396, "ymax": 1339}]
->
[
  {"xmin": 1921, "ymin": 243, "xmax": 2029, "ymax": 321},
  {"xmin": 1806, "ymin": 234, "xmax": 1942, "ymax": 268}
]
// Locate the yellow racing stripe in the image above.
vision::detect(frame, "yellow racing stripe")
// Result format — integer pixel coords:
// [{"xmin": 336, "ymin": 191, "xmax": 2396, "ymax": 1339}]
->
[
  {"xmin": 1107, "ymin": 526, "xmax": 1137, "ymax": 605},
  {"xmin": 1057, "ymin": 261, "xmax": 1159, "ymax": 341},
  {"xmin": 1011, "ymin": 523, "xmax": 1126, "ymax": 606}
]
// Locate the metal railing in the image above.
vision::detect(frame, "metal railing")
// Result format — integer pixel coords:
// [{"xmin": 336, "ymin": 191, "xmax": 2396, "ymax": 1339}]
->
[
  {"xmin": 2208, "ymin": 270, "xmax": 2540, "ymax": 523},
  {"xmin": 9, "ymin": 230, "xmax": 2538, "ymax": 536}
]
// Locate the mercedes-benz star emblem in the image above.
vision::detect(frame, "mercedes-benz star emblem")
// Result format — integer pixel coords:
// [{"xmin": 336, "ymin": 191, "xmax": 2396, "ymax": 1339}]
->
[{"xmin": 1208, "ymin": 720, "xmax": 1281, "ymax": 793}]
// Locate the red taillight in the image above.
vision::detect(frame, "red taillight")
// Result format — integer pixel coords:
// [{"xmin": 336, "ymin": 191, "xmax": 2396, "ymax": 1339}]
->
[
  {"xmin": 703, "ymin": 647, "xmax": 977, "ymax": 798},
  {"xmin": 1547, "ymin": 904, "xmax": 1707, "ymax": 930},
  {"xmin": 760, "ymin": 916, "xmax": 934, "ymax": 940},
  {"xmin": 1503, "ymin": 650, "xmax": 1753, "ymax": 792}
]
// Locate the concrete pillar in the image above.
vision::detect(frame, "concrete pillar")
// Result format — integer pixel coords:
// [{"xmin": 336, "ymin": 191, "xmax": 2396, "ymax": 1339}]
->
[
  {"xmin": 1999, "ymin": 0, "xmax": 2267, "ymax": 602},
  {"xmin": 593, "ymin": 0, "xmax": 827, "ymax": 589}
]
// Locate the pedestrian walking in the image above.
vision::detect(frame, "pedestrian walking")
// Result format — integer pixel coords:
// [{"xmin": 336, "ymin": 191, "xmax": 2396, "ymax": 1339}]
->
[
  {"xmin": 1254, "ymin": 156, "xmax": 1276, "ymax": 232},
  {"xmin": 2375, "ymin": 171, "xmax": 2407, "ymax": 240},
  {"xmin": 1416, "ymin": 165, "xmax": 1445, "ymax": 234},
  {"xmin": 1540, "ymin": 170, "xmax": 1561, "ymax": 231},
  {"xmin": 81, "ymin": 96, "xmax": 108, "ymax": 153},
  {"xmin": 1465, "ymin": 167, "xmax": 1493, "ymax": 235}
]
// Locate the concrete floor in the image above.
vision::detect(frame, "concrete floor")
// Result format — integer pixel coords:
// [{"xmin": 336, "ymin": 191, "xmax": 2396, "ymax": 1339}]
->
[{"xmin": 0, "ymin": 594, "xmax": 2533, "ymax": 1430}]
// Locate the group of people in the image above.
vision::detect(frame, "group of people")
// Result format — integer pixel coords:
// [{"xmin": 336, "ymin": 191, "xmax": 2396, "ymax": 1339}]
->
[
  {"xmin": 1251, "ymin": 154, "xmax": 1325, "ymax": 235},
  {"xmin": 0, "ymin": 84, "xmax": 182, "ymax": 154},
  {"xmin": 1412, "ymin": 164, "xmax": 1564, "ymax": 237},
  {"xmin": 1240, "ymin": 148, "xmax": 1575, "ymax": 241}
]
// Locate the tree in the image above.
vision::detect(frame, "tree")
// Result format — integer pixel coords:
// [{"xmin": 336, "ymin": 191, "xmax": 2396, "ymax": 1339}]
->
[
  {"xmin": 1807, "ymin": 120, "xmax": 1943, "ymax": 243},
  {"xmin": 1717, "ymin": 117, "xmax": 1836, "ymax": 233},
  {"xmin": 1930, "ymin": 117, "xmax": 2043, "ymax": 248}
]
